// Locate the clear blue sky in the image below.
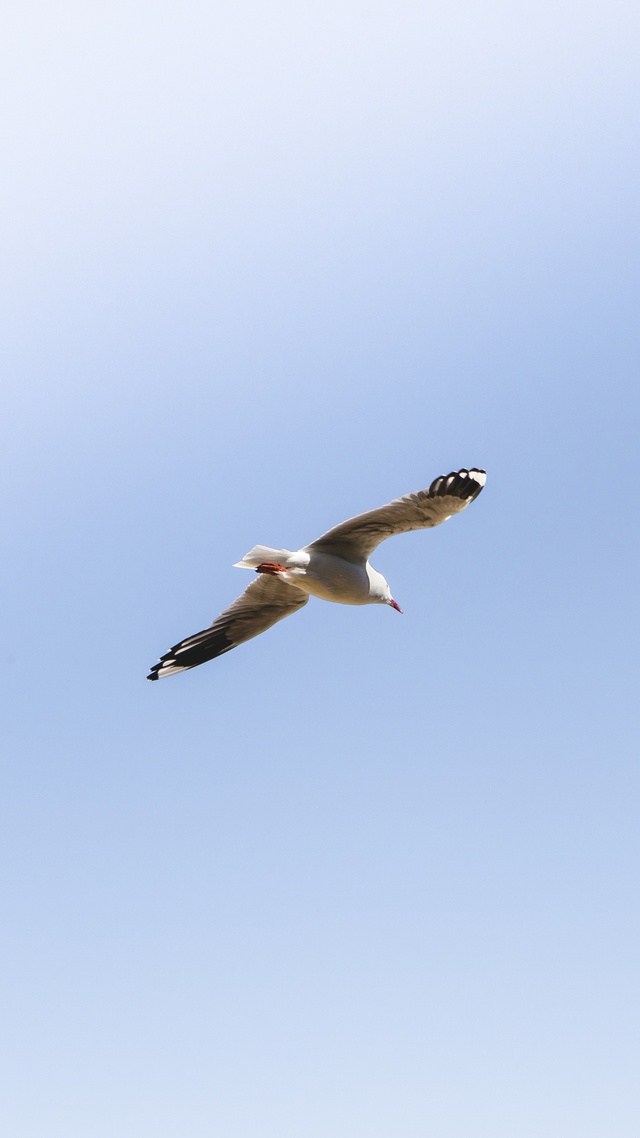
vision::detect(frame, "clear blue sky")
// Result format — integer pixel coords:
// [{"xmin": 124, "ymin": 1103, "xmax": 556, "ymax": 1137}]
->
[{"xmin": 2, "ymin": 2, "xmax": 639, "ymax": 1135}]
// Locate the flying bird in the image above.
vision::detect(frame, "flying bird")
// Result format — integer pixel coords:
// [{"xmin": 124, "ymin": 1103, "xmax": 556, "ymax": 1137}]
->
[{"xmin": 148, "ymin": 467, "xmax": 486, "ymax": 680}]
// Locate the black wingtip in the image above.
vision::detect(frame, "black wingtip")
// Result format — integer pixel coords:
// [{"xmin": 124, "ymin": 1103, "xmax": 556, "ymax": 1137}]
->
[
  {"xmin": 464, "ymin": 468, "xmax": 487, "ymax": 500},
  {"xmin": 430, "ymin": 468, "xmax": 486, "ymax": 502},
  {"xmin": 146, "ymin": 624, "xmax": 235, "ymax": 682}
]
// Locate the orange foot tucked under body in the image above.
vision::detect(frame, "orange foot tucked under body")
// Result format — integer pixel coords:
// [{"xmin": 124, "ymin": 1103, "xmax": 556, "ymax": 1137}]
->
[{"xmin": 256, "ymin": 562, "xmax": 287, "ymax": 575}]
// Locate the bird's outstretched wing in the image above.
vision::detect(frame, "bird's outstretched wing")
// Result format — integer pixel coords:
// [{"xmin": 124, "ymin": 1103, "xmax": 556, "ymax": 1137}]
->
[
  {"xmin": 148, "ymin": 574, "xmax": 308, "ymax": 679},
  {"xmin": 307, "ymin": 468, "xmax": 486, "ymax": 562}
]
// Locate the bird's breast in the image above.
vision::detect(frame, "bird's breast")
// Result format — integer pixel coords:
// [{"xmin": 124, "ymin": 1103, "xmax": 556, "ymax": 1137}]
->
[{"xmin": 284, "ymin": 552, "xmax": 371, "ymax": 605}]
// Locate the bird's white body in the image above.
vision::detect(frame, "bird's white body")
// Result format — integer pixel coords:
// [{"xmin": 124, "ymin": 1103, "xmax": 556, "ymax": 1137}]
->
[
  {"xmin": 234, "ymin": 546, "xmax": 391, "ymax": 606},
  {"xmin": 148, "ymin": 467, "xmax": 486, "ymax": 679}
]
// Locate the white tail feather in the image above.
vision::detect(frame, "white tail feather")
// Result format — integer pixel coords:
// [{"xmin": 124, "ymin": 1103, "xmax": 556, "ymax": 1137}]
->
[{"xmin": 233, "ymin": 545, "xmax": 294, "ymax": 569}]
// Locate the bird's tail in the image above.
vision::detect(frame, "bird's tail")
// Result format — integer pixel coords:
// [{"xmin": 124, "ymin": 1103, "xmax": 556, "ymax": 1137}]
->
[{"xmin": 233, "ymin": 545, "xmax": 295, "ymax": 569}]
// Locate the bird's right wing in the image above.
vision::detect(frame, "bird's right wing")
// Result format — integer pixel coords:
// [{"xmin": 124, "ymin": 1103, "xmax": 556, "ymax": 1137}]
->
[
  {"xmin": 307, "ymin": 468, "xmax": 486, "ymax": 562},
  {"xmin": 148, "ymin": 574, "xmax": 308, "ymax": 679}
]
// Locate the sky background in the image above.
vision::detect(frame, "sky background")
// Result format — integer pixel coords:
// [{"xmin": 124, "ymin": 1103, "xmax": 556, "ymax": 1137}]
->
[{"xmin": 1, "ymin": 1, "xmax": 639, "ymax": 1135}]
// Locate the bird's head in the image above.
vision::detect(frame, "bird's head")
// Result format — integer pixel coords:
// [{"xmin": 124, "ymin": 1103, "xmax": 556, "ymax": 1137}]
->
[{"xmin": 367, "ymin": 566, "xmax": 403, "ymax": 612}]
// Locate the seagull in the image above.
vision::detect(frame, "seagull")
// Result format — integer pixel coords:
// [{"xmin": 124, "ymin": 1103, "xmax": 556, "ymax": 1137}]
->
[{"xmin": 148, "ymin": 467, "xmax": 486, "ymax": 680}]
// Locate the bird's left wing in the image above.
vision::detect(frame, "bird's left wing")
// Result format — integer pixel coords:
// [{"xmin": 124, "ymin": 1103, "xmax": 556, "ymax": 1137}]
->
[
  {"xmin": 307, "ymin": 468, "xmax": 486, "ymax": 562},
  {"xmin": 148, "ymin": 574, "xmax": 308, "ymax": 679}
]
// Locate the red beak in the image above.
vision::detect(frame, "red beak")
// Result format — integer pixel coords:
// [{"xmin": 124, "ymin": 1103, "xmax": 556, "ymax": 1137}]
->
[{"xmin": 390, "ymin": 599, "xmax": 403, "ymax": 613}]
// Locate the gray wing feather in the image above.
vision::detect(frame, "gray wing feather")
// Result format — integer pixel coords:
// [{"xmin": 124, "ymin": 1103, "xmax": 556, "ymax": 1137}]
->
[
  {"xmin": 307, "ymin": 468, "xmax": 486, "ymax": 562},
  {"xmin": 148, "ymin": 575, "xmax": 308, "ymax": 679}
]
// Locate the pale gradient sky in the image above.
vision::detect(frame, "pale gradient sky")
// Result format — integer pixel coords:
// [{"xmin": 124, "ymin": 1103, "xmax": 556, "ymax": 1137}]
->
[{"xmin": 1, "ymin": 2, "xmax": 639, "ymax": 1136}]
